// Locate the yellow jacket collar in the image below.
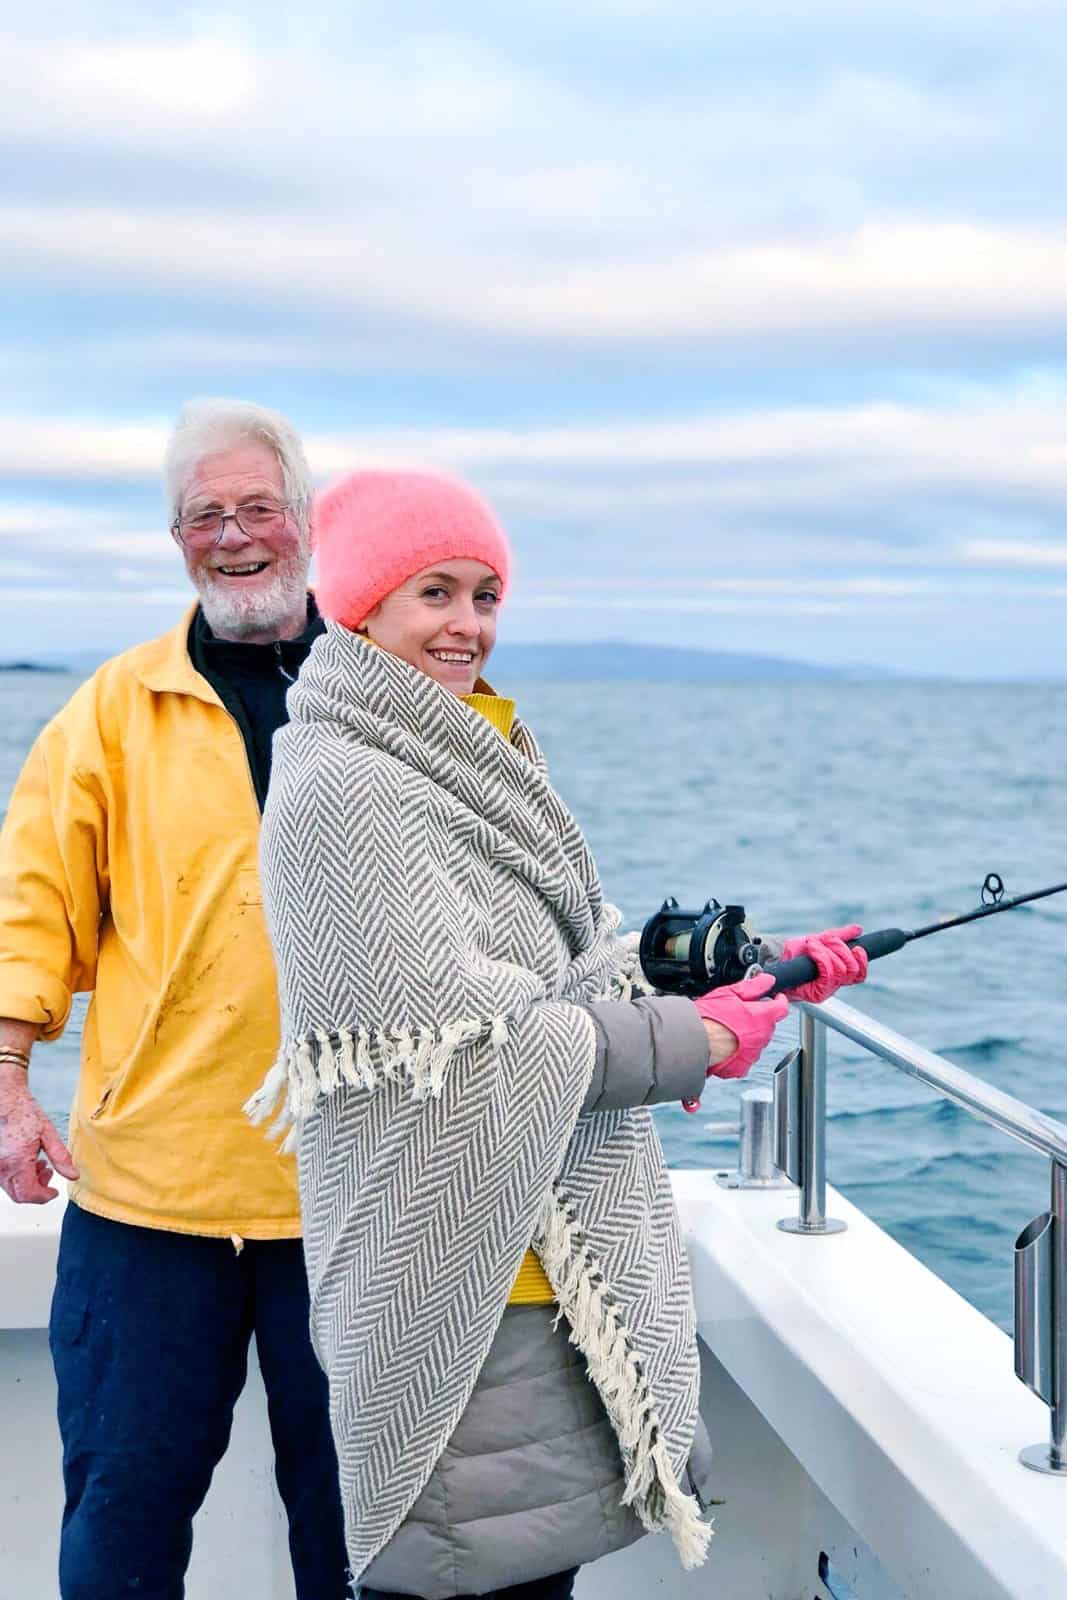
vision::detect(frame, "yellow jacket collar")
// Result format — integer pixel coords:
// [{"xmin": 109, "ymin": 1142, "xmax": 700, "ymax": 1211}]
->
[
  {"xmin": 123, "ymin": 597, "xmax": 319, "ymax": 705},
  {"xmin": 125, "ymin": 604, "xmax": 221, "ymax": 706}
]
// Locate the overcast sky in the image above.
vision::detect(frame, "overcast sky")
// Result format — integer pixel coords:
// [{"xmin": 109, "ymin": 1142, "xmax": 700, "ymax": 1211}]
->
[{"xmin": 4, "ymin": 1, "xmax": 1067, "ymax": 676}]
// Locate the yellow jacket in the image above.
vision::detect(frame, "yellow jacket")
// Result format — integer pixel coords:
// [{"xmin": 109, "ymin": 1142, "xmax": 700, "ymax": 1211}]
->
[{"xmin": 0, "ymin": 609, "xmax": 299, "ymax": 1237}]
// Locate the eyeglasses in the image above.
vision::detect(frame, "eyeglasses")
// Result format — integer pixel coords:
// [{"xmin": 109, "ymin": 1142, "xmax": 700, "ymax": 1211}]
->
[{"xmin": 171, "ymin": 500, "xmax": 292, "ymax": 548}]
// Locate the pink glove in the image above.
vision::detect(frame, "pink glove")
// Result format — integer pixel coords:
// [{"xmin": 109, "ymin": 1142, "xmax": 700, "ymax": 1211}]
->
[
  {"xmin": 683, "ymin": 971, "xmax": 790, "ymax": 1111},
  {"xmin": 779, "ymin": 924, "xmax": 868, "ymax": 1004}
]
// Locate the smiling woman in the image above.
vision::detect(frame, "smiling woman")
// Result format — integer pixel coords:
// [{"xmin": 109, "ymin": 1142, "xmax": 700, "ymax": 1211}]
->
[
  {"xmin": 314, "ymin": 469, "xmax": 511, "ymax": 695},
  {"xmin": 362, "ymin": 562, "xmax": 503, "ymax": 695},
  {"xmin": 245, "ymin": 467, "xmax": 797, "ymax": 1599}
]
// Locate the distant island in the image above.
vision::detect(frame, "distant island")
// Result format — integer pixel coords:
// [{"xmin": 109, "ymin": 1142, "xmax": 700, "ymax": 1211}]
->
[
  {"xmin": 3, "ymin": 642, "xmax": 885, "ymax": 682},
  {"xmin": 487, "ymin": 641, "xmax": 884, "ymax": 682}
]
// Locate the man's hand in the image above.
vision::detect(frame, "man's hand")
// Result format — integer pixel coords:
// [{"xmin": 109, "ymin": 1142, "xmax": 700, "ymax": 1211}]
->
[{"xmin": 0, "ymin": 1063, "xmax": 79, "ymax": 1204}]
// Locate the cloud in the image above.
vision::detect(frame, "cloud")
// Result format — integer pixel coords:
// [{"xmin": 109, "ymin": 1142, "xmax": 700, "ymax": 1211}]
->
[
  {"xmin": 5, "ymin": 587, "xmax": 189, "ymax": 607},
  {"xmin": 0, "ymin": 560, "xmax": 54, "ymax": 580},
  {"xmin": 0, "ymin": 502, "xmax": 173, "ymax": 560},
  {"xmin": 8, "ymin": 197, "xmax": 1067, "ymax": 348},
  {"xmin": 6, "ymin": 396, "xmax": 1067, "ymax": 514},
  {"xmin": 1, "ymin": 5, "xmax": 1066, "ymax": 682},
  {"xmin": 5, "ymin": 392, "xmax": 1067, "ymax": 635},
  {"xmin": 0, "ymin": 28, "xmax": 571, "ymax": 207},
  {"xmin": 3, "ymin": 14, "xmax": 1067, "ymax": 345},
  {"xmin": 515, "ymin": 571, "xmax": 1066, "ymax": 608},
  {"xmin": 524, "ymin": 575, "xmax": 940, "ymax": 596},
  {"xmin": 0, "ymin": 422, "xmax": 168, "ymax": 481},
  {"xmin": 960, "ymin": 539, "xmax": 1067, "ymax": 567},
  {"xmin": 51, "ymin": 36, "xmax": 258, "ymax": 126},
  {"xmin": 511, "ymin": 593, "xmax": 928, "ymax": 618},
  {"xmin": 564, "ymin": 0, "xmax": 1062, "ymax": 13}
]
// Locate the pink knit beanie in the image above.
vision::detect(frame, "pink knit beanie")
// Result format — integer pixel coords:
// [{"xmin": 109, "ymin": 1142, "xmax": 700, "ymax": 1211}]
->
[{"xmin": 313, "ymin": 469, "xmax": 511, "ymax": 630}]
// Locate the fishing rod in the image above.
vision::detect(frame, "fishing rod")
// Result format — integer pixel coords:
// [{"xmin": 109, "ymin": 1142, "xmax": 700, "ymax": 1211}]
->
[{"xmin": 639, "ymin": 873, "xmax": 1067, "ymax": 999}]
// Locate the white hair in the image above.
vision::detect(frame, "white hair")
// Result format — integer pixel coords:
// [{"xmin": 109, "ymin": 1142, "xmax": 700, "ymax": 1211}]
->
[{"xmin": 164, "ymin": 397, "xmax": 313, "ymax": 534}]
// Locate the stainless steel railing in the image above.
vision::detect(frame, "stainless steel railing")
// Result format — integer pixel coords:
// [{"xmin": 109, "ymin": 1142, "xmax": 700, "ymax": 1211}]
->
[{"xmin": 769, "ymin": 997, "xmax": 1067, "ymax": 1477}]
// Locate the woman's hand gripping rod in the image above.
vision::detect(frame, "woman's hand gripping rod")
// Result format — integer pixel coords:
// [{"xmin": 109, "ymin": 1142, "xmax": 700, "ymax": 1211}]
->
[{"xmin": 640, "ymin": 873, "xmax": 1067, "ymax": 999}]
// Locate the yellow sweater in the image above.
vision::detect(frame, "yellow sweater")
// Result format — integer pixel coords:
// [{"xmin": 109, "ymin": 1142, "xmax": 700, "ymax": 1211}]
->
[{"xmin": 462, "ymin": 691, "xmax": 556, "ymax": 1306}]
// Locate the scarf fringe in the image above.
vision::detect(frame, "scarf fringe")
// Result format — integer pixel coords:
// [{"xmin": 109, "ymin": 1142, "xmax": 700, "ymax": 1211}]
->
[
  {"xmin": 599, "ymin": 932, "xmax": 656, "ymax": 1004},
  {"xmin": 244, "ymin": 1014, "xmax": 511, "ymax": 1130},
  {"xmin": 536, "ymin": 1192, "xmax": 712, "ymax": 1570}
]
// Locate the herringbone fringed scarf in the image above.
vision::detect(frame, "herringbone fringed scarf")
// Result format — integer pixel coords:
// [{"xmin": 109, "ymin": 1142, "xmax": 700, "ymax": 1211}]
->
[{"xmin": 248, "ymin": 624, "xmax": 711, "ymax": 1582}]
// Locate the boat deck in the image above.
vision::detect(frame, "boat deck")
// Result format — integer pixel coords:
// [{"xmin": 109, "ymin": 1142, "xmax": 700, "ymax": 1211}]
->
[{"xmin": 4, "ymin": 1164, "xmax": 1065, "ymax": 1599}]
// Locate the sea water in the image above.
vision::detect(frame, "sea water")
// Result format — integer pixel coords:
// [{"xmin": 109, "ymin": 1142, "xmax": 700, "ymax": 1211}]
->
[{"xmin": 2, "ymin": 669, "xmax": 1064, "ymax": 1333}]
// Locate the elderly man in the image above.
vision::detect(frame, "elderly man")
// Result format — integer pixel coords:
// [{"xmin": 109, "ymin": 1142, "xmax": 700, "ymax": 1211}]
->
[{"xmin": 0, "ymin": 400, "xmax": 349, "ymax": 1599}]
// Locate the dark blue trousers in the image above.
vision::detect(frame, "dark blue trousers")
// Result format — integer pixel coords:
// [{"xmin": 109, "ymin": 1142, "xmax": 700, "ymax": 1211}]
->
[{"xmin": 49, "ymin": 1202, "xmax": 349, "ymax": 1600}]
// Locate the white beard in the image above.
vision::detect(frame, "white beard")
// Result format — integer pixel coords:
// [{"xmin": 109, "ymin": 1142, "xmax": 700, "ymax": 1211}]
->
[{"xmin": 193, "ymin": 548, "xmax": 310, "ymax": 639}]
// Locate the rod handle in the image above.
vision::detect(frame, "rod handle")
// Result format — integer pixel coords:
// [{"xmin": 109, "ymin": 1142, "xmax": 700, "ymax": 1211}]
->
[{"xmin": 764, "ymin": 927, "xmax": 910, "ymax": 995}]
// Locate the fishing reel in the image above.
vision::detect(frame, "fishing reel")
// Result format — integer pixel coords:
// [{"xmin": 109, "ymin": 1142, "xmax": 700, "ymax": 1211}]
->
[
  {"xmin": 639, "ymin": 897, "xmax": 765, "ymax": 998},
  {"xmin": 639, "ymin": 872, "xmax": 1067, "ymax": 1002}
]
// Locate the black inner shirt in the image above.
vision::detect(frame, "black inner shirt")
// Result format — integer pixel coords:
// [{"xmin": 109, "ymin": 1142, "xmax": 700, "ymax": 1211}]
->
[{"xmin": 188, "ymin": 597, "xmax": 325, "ymax": 811}]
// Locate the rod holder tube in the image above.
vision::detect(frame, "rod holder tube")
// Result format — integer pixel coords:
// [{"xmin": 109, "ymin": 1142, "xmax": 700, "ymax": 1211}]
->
[
  {"xmin": 739, "ymin": 1086, "xmax": 776, "ymax": 1182},
  {"xmin": 1018, "ymin": 1158, "xmax": 1067, "ymax": 1475},
  {"xmin": 717, "ymin": 1085, "xmax": 794, "ymax": 1191},
  {"xmin": 1015, "ymin": 1211, "xmax": 1054, "ymax": 1404},
  {"xmin": 777, "ymin": 1013, "xmax": 846, "ymax": 1236}
]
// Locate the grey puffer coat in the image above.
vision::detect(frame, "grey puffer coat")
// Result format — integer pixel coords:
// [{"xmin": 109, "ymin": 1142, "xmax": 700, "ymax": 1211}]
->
[{"xmin": 359, "ymin": 993, "xmax": 715, "ymax": 1599}]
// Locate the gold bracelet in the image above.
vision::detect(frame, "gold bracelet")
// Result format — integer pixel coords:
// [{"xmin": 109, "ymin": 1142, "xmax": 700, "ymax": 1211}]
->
[{"xmin": 0, "ymin": 1050, "xmax": 30, "ymax": 1070}]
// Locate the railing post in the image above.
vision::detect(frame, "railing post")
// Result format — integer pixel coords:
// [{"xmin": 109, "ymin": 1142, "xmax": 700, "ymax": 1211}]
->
[
  {"xmin": 1054, "ymin": 1158, "xmax": 1066, "ymax": 1468},
  {"xmin": 1018, "ymin": 1157, "xmax": 1067, "ymax": 1474},
  {"xmin": 775, "ymin": 1010, "xmax": 846, "ymax": 1236}
]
